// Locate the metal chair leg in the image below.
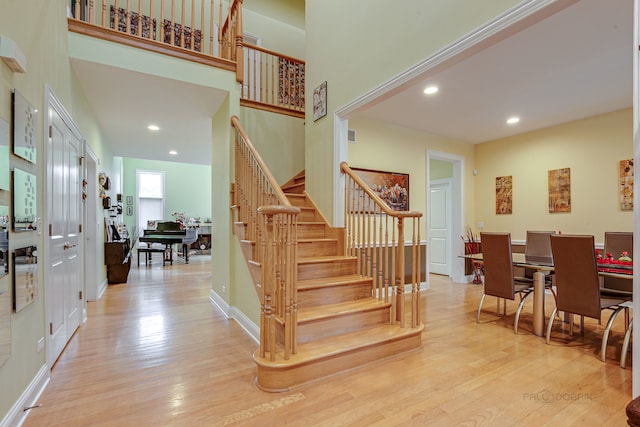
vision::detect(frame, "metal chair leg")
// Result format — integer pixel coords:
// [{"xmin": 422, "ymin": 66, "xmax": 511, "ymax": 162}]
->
[
  {"xmin": 601, "ymin": 306, "xmax": 625, "ymax": 362},
  {"xmin": 514, "ymin": 291, "xmax": 533, "ymax": 334},
  {"xmin": 477, "ymin": 294, "xmax": 486, "ymax": 323},
  {"xmin": 621, "ymin": 320, "xmax": 633, "ymax": 369},
  {"xmin": 546, "ymin": 307, "xmax": 558, "ymax": 344}
]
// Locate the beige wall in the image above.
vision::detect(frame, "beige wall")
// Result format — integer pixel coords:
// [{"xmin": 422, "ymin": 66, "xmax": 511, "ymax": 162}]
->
[
  {"xmin": 474, "ymin": 108, "xmax": 633, "ymax": 244},
  {"xmin": 348, "ymin": 116, "xmax": 476, "ymax": 235},
  {"xmin": 305, "ymin": 0, "xmax": 523, "ymax": 224}
]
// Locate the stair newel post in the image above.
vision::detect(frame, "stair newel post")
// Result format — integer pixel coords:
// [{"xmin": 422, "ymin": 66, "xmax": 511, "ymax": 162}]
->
[
  {"xmin": 283, "ymin": 213, "xmax": 294, "ymax": 360},
  {"xmin": 290, "ymin": 212, "xmax": 298, "ymax": 355},
  {"xmin": 235, "ymin": 0, "xmax": 244, "ymax": 84},
  {"xmin": 383, "ymin": 215, "xmax": 390, "ymax": 303},
  {"xmin": 260, "ymin": 211, "xmax": 277, "ymax": 361},
  {"xmin": 411, "ymin": 217, "xmax": 421, "ymax": 328},
  {"xmin": 396, "ymin": 217, "xmax": 406, "ymax": 327}
]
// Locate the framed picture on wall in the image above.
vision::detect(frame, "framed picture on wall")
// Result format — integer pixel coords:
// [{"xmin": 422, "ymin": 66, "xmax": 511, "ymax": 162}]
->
[
  {"xmin": 12, "ymin": 90, "xmax": 37, "ymax": 164},
  {"xmin": 313, "ymin": 81, "xmax": 327, "ymax": 122},
  {"xmin": 351, "ymin": 167, "xmax": 409, "ymax": 212}
]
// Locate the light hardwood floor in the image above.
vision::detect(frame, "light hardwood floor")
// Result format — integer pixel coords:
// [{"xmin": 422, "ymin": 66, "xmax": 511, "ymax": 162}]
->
[{"xmin": 23, "ymin": 257, "xmax": 632, "ymax": 426}]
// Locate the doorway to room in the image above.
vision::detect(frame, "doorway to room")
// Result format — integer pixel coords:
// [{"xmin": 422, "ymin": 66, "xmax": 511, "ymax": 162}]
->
[{"xmin": 426, "ymin": 150, "xmax": 464, "ymax": 283}]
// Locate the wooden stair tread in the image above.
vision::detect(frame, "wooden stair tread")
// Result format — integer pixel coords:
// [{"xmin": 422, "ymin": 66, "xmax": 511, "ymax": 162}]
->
[
  {"xmin": 297, "ymin": 274, "xmax": 372, "ymax": 290},
  {"xmin": 298, "ymin": 237, "xmax": 337, "ymax": 243},
  {"xmin": 297, "ymin": 298, "xmax": 390, "ymax": 323},
  {"xmin": 298, "ymin": 255, "xmax": 356, "ymax": 264},
  {"xmin": 253, "ymin": 323, "xmax": 424, "ymax": 368}
]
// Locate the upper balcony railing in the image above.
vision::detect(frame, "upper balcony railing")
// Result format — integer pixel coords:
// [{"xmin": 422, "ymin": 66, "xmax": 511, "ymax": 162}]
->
[{"xmin": 68, "ymin": 0, "xmax": 305, "ymax": 118}]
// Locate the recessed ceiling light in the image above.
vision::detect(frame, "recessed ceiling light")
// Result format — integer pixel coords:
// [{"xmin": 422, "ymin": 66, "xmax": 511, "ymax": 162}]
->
[
  {"xmin": 423, "ymin": 86, "xmax": 438, "ymax": 95},
  {"xmin": 506, "ymin": 117, "xmax": 520, "ymax": 125},
  {"xmin": 169, "ymin": 150, "xmax": 177, "ymax": 155},
  {"xmin": 148, "ymin": 124, "xmax": 160, "ymax": 131}
]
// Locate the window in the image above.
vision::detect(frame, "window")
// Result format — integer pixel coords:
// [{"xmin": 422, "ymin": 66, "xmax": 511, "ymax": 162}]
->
[{"xmin": 137, "ymin": 170, "xmax": 164, "ymax": 231}]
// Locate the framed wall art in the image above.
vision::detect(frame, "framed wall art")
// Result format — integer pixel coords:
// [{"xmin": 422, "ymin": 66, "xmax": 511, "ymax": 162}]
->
[
  {"xmin": 548, "ymin": 167, "xmax": 571, "ymax": 213},
  {"xmin": 313, "ymin": 81, "xmax": 327, "ymax": 122},
  {"xmin": 12, "ymin": 245, "xmax": 37, "ymax": 312},
  {"xmin": 619, "ymin": 159, "xmax": 633, "ymax": 211},
  {"xmin": 352, "ymin": 167, "xmax": 409, "ymax": 212},
  {"xmin": 12, "ymin": 168, "xmax": 37, "ymax": 232},
  {"xmin": 495, "ymin": 175, "xmax": 513, "ymax": 214},
  {"xmin": 12, "ymin": 90, "xmax": 37, "ymax": 164}
]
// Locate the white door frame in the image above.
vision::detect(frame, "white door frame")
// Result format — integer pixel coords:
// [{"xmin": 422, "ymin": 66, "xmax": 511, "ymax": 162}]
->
[
  {"xmin": 83, "ymin": 143, "xmax": 102, "ymax": 302},
  {"xmin": 426, "ymin": 150, "xmax": 464, "ymax": 283}
]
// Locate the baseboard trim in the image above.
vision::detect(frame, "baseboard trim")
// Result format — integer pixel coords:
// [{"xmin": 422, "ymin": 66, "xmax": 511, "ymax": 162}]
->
[
  {"xmin": 97, "ymin": 278, "xmax": 108, "ymax": 300},
  {"xmin": 1, "ymin": 364, "xmax": 49, "ymax": 427},
  {"xmin": 209, "ymin": 290, "xmax": 259, "ymax": 344}
]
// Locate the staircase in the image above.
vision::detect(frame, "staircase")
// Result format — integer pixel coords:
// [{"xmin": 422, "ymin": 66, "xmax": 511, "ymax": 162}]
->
[{"xmin": 239, "ymin": 171, "xmax": 424, "ymax": 392}]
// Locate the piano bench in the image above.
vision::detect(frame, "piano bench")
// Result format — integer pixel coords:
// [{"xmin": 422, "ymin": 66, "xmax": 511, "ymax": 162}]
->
[{"xmin": 137, "ymin": 247, "xmax": 169, "ymax": 266}]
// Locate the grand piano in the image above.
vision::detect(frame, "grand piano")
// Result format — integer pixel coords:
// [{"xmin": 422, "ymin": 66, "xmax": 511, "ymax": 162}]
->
[{"xmin": 139, "ymin": 221, "xmax": 198, "ymax": 264}]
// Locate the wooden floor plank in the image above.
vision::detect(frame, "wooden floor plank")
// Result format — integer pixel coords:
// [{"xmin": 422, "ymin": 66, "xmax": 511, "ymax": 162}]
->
[{"xmin": 22, "ymin": 260, "xmax": 632, "ymax": 426}]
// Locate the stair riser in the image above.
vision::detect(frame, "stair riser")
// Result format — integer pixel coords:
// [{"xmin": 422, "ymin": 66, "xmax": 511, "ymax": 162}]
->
[
  {"xmin": 298, "ymin": 283, "xmax": 373, "ymax": 308},
  {"xmin": 297, "ymin": 209, "xmax": 317, "ymax": 222},
  {"xmin": 298, "ymin": 258, "xmax": 358, "ymax": 280},
  {"xmin": 287, "ymin": 195, "xmax": 311, "ymax": 208},
  {"xmin": 254, "ymin": 332, "xmax": 423, "ymax": 392},
  {"xmin": 295, "ymin": 308, "xmax": 390, "ymax": 343},
  {"xmin": 240, "ymin": 240, "xmax": 255, "ymax": 261},
  {"xmin": 297, "ymin": 224, "xmax": 326, "ymax": 239},
  {"xmin": 297, "ymin": 240, "xmax": 338, "ymax": 257}
]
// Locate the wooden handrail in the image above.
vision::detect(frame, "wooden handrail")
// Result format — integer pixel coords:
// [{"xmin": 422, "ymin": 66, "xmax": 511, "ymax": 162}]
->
[
  {"xmin": 231, "ymin": 117, "xmax": 294, "ymax": 209},
  {"xmin": 69, "ymin": 0, "xmax": 305, "ymax": 117},
  {"xmin": 231, "ymin": 115, "xmax": 300, "ymax": 361},
  {"xmin": 340, "ymin": 161, "xmax": 423, "ymax": 329}
]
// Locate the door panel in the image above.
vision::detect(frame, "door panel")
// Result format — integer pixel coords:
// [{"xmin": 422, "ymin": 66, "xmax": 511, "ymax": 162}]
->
[
  {"xmin": 429, "ymin": 181, "xmax": 451, "ymax": 276},
  {"xmin": 47, "ymin": 94, "xmax": 82, "ymax": 366}
]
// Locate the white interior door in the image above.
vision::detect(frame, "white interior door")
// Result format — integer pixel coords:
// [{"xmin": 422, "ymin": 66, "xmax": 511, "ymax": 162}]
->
[
  {"xmin": 429, "ymin": 179, "xmax": 451, "ymax": 276},
  {"xmin": 46, "ymin": 90, "xmax": 83, "ymax": 366}
]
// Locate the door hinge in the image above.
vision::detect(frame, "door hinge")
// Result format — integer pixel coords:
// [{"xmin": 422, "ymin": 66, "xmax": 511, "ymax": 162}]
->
[
  {"xmin": 79, "ymin": 224, "xmax": 82, "ymax": 233},
  {"xmin": 79, "ymin": 156, "xmax": 84, "ymax": 165},
  {"xmin": 79, "ymin": 291, "xmax": 83, "ymax": 300},
  {"xmin": 49, "ymin": 224, "xmax": 53, "ymax": 236},
  {"xmin": 49, "ymin": 125, "xmax": 52, "ymax": 138},
  {"xmin": 49, "ymin": 322, "xmax": 53, "ymax": 335}
]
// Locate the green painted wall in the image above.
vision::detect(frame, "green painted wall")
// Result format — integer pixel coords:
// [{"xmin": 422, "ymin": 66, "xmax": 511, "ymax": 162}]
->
[{"xmin": 122, "ymin": 158, "xmax": 212, "ymax": 233}]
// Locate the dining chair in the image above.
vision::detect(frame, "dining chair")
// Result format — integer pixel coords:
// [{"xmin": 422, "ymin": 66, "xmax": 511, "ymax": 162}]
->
[
  {"xmin": 546, "ymin": 234, "xmax": 630, "ymax": 362},
  {"xmin": 522, "ymin": 230, "xmax": 556, "ymax": 285},
  {"xmin": 602, "ymin": 231, "xmax": 633, "ymax": 295},
  {"xmin": 477, "ymin": 232, "xmax": 535, "ymax": 334}
]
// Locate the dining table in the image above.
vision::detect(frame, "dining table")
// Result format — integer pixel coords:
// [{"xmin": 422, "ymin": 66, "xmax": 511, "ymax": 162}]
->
[{"xmin": 464, "ymin": 252, "xmax": 632, "ymax": 337}]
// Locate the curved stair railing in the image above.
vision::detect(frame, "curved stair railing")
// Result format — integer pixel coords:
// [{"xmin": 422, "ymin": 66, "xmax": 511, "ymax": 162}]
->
[
  {"xmin": 340, "ymin": 162, "xmax": 423, "ymax": 328},
  {"xmin": 231, "ymin": 116, "xmax": 300, "ymax": 361}
]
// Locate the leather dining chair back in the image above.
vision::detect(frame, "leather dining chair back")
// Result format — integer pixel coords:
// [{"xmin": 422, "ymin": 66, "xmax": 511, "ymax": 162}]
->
[
  {"xmin": 478, "ymin": 232, "xmax": 535, "ymax": 333},
  {"xmin": 603, "ymin": 231, "xmax": 633, "ymax": 293},
  {"xmin": 480, "ymin": 232, "xmax": 516, "ymax": 300},
  {"xmin": 524, "ymin": 231, "xmax": 555, "ymax": 281},
  {"xmin": 525, "ymin": 231, "xmax": 554, "ymax": 259},
  {"xmin": 604, "ymin": 231, "xmax": 633, "ymax": 259},
  {"xmin": 547, "ymin": 234, "xmax": 630, "ymax": 361},
  {"xmin": 550, "ymin": 234, "xmax": 601, "ymax": 320}
]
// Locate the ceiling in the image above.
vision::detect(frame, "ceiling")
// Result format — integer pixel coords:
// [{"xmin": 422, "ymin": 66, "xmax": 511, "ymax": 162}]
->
[
  {"xmin": 356, "ymin": 0, "xmax": 632, "ymax": 143},
  {"xmin": 70, "ymin": 59, "xmax": 227, "ymax": 165},
  {"xmin": 70, "ymin": 0, "xmax": 633, "ymax": 166}
]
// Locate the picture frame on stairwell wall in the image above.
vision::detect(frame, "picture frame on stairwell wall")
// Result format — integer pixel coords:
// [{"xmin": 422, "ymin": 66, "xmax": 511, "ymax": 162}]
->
[{"xmin": 313, "ymin": 81, "xmax": 327, "ymax": 122}]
